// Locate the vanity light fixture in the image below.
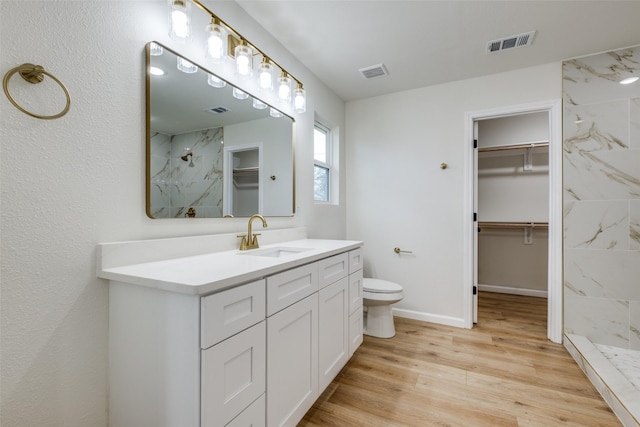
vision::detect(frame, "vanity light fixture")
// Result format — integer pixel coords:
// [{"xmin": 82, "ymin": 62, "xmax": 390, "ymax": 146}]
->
[
  {"xmin": 205, "ymin": 17, "xmax": 227, "ymax": 63},
  {"xmin": 278, "ymin": 72, "xmax": 292, "ymax": 103},
  {"xmin": 252, "ymin": 98, "xmax": 267, "ymax": 109},
  {"xmin": 232, "ymin": 87, "xmax": 249, "ymax": 100},
  {"xmin": 168, "ymin": 0, "xmax": 191, "ymax": 43},
  {"xmin": 293, "ymin": 83, "xmax": 306, "ymax": 113},
  {"xmin": 234, "ymin": 39, "xmax": 253, "ymax": 78},
  {"xmin": 258, "ymin": 58, "xmax": 273, "ymax": 91},
  {"xmin": 184, "ymin": 0, "xmax": 307, "ymax": 114},
  {"xmin": 269, "ymin": 107, "xmax": 283, "ymax": 118},
  {"xmin": 149, "ymin": 42, "xmax": 164, "ymax": 56},
  {"xmin": 620, "ymin": 76, "xmax": 639, "ymax": 85},
  {"xmin": 176, "ymin": 56, "xmax": 198, "ymax": 73},
  {"xmin": 149, "ymin": 66, "xmax": 165, "ymax": 76},
  {"xmin": 207, "ymin": 73, "xmax": 226, "ymax": 88}
]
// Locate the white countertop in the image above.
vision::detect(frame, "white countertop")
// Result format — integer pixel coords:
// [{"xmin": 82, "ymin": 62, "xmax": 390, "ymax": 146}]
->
[{"xmin": 98, "ymin": 238, "xmax": 363, "ymax": 296}]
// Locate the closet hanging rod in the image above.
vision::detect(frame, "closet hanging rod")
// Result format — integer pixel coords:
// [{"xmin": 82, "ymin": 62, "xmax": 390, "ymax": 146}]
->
[
  {"xmin": 478, "ymin": 141, "xmax": 549, "ymax": 153},
  {"xmin": 478, "ymin": 221, "xmax": 548, "ymax": 229}
]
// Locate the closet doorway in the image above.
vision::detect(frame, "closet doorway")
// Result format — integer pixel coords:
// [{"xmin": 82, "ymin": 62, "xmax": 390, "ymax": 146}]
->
[{"xmin": 464, "ymin": 100, "xmax": 562, "ymax": 343}]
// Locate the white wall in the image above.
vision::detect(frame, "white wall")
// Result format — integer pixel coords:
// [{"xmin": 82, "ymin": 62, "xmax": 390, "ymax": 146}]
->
[
  {"xmin": 0, "ymin": 1, "xmax": 345, "ymax": 425},
  {"xmin": 346, "ymin": 63, "xmax": 561, "ymax": 325}
]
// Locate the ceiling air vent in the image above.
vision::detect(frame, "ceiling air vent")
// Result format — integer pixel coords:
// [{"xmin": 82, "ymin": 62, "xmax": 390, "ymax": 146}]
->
[
  {"xmin": 206, "ymin": 106, "xmax": 230, "ymax": 114},
  {"xmin": 358, "ymin": 63, "xmax": 389, "ymax": 79},
  {"xmin": 486, "ymin": 30, "xmax": 536, "ymax": 54}
]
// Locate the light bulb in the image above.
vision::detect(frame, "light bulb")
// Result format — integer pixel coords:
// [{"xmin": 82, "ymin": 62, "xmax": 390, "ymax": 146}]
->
[
  {"xmin": 169, "ymin": 0, "xmax": 190, "ymax": 42},
  {"xmin": 278, "ymin": 74, "xmax": 291, "ymax": 103},
  {"xmin": 149, "ymin": 66, "xmax": 165, "ymax": 76},
  {"xmin": 149, "ymin": 42, "xmax": 164, "ymax": 56},
  {"xmin": 294, "ymin": 85, "xmax": 306, "ymax": 113},
  {"xmin": 177, "ymin": 57, "xmax": 198, "ymax": 74},
  {"xmin": 205, "ymin": 21, "xmax": 226, "ymax": 63},
  {"xmin": 253, "ymin": 98, "xmax": 267, "ymax": 110},
  {"xmin": 270, "ymin": 108, "xmax": 283, "ymax": 118},
  {"xmin": 234, "ymin": 43, "xmax": 253, "ymax": 78},
  {"xmin": 207, "ymin": 74, "xmax": 226, "ymax": 88},
  {"xmin": 232, "ymin": 87, "xmax": 249, "ymax": 100},
  {"xmin": 258, "ymin": 60, "xmax": 273, "ymax": 90}
]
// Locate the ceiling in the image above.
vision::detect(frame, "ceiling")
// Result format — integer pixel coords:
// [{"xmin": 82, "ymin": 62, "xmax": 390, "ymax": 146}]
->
[{"xmin": 235, "ymin": 0, "xmax": 640, "ymax": 102}]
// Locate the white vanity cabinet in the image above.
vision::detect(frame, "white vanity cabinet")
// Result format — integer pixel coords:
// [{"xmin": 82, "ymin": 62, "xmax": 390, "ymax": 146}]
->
[{"xmin": 100, "ymin": 235, "xmax": 363, "ymax": 427}]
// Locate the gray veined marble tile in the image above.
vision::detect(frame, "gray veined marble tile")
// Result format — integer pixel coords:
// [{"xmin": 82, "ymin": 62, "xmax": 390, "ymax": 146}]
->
[
  {"xmin": 563, "ymin": 148, "xmax": 640, "ymax": 200},
  {"xmin": 563, "ymin": 46, "xmax": 640, "ymax": 106},
  {"xmin": 632, "ymin": 98, "xmax": 640, "ymax": 150},
  {"xmin": 564, "ymin": 249, "xmax": 640, "ymax": 301},
  {"xmin": 631, "ymin": 200, "xmax": 640, "ymax": 250},
  {"xmin": 564, "ymin": 294, "xmax": 630, "ymax": 348},
  {"xmin": 564, "ymin": 100, "xmax": 629, "ymax": 153},
  {"xmin": 564, "ymin": 200, "xmax": 629, "ymax": 249}
]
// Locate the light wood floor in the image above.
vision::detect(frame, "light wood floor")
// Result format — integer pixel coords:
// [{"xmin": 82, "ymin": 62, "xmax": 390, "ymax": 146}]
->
[{"xmin": 301, "ymin": 292, "xmax": 621, "ymax": 426}]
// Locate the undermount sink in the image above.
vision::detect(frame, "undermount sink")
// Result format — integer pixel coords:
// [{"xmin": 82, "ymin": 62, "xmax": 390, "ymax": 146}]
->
[{"xmin": 239, "ymin": 246, "xmax": 312, "ymax": 258}]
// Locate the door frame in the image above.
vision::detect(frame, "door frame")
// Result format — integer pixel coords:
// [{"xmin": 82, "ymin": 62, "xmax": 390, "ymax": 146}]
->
[{"xmin": 463, "ymin": 99, "xmax": 563, "ymax": 343}]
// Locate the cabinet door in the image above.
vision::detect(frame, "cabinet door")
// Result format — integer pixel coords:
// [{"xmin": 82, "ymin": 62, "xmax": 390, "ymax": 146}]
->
[
  {"xmin": 267, "ymin": 293, "xmax": 318, "ymax": 427},
  {"xmin": 348, "ymin": 269, "xmax": 363, "ymax": 316},
  {"xmin": 318, "ymin": 277, "xmax": 349, "ymax": 391},
  {"xmin": 349, "ymin": 307, "xmax": 364, "ymax": 357},
  {"xmin": 201, "ymin": 322, "xmax": 266, "ymax": 427}
]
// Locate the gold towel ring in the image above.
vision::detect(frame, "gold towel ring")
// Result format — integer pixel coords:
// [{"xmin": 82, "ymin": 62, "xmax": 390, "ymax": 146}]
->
[{"xmin": 3, "ymin": 63, "xmax": 71, "ymax": 120}]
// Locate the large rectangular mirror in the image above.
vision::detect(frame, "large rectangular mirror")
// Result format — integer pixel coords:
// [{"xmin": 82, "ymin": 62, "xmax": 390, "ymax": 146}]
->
[{"xmin": 146, "ymin": 42, "xmax": 295, "ymax": 218}]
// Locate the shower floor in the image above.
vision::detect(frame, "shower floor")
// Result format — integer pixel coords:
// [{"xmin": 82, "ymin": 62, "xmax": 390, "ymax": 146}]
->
[
  {"xmin": 595, "ymin": 344, "xmax": 640, "ymax": 392},
  {"xmin": 565, "ymin": 334, "xmax": 640, "ymax": 427}
]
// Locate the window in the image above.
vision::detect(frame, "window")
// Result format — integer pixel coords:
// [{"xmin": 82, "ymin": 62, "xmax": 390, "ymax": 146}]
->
[{"xmin": 314, "ymin": 122, "xmax": 331, "ymax": 202}]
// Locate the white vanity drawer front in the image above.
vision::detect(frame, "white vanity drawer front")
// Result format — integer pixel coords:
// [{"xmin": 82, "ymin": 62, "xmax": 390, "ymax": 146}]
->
[
  {"xmin": 267, "ymin": 263, "xmax": 318, "ymax": 316},
  {"xmin": 318, "ymin": 252, "xmax": 349, "ymax": 289},
  {"xmin": 226, "ymin": 394, "xmax": 265, "ymax": 427},
  {"xmin": 348, "ymin": 269, "xmax": 363, "ymax": 315},
  {"xmin": 348, "ymin": 248, "xmax": 363, "ymax": 274},
  {"xmin": 201, "ymin": 321, "xmax": 266, "ymax": 427},
  {"xmin": 201, "ymin": 279, "xmax": 266, "ymax": 349}
]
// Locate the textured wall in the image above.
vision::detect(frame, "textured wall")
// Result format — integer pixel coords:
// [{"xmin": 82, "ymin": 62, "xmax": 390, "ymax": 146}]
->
[
  {"xmin": 563, "ymin": 45, "xmax": 640, "ymax": 349},
  {"xmin": 0, "ymin": 1, "xmax": 345, "ymax": 425}
]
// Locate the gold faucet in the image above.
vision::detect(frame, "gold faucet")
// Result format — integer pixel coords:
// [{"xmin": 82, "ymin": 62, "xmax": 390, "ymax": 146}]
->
[{"xmin": 238, "ymin": 214, "xmax": 268, "ymax": 250}]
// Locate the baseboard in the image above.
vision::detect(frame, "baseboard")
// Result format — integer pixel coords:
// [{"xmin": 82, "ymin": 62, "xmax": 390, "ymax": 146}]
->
[
  {"xmin": 392, "ymin": 308, "xmax": 467, "ymax": 329},
  {"xmin": 478, "ymin": 284, "xmax": 547, "ymax": 298}
]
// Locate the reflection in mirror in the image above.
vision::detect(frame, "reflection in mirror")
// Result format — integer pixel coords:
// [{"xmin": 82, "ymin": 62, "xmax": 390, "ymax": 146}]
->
[{"xmin": 146, "ymin": 42, "xmax": 295, "ymax": 219}]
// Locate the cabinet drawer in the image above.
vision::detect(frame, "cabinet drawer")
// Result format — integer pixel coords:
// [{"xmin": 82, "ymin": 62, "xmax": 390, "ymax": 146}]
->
[
  {"xmin": 201, "ymin": 322, "xmax": 266, "ymax": 427},
  {"xmin": 201, "ymin": 279, "xmax": 266, "ymax": 349},
  {"xmin": 318, "ymin": 253, "xmax": 349, "ymax": 289},
  {"xmin": 226, "ymin": 394, "xmax": 265, "ymax": 427},
  {"xmin": 348, "ymin": 248, "xmax": 364, "ymax": 274},
  {"xmin": 267, "ymin": 263, "xmax": 318, "ymax": 316},
  {"xmin": 348, "ymin": 269, "xmax": 363, "ymax": 315}
]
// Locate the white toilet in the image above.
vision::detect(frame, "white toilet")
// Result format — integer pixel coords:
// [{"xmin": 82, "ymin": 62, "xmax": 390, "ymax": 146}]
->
[{"xmin": 363, "ymin": 278, "xmax": 404, "ymax": 338}]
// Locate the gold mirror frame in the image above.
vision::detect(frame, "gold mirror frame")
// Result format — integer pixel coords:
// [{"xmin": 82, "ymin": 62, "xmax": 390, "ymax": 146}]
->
[{"xmin": 145, "ymin": 42, "xmax": 295, "ymax": 219}]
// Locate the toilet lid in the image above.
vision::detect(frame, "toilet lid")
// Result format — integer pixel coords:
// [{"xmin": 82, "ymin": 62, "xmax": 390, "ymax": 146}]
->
[{"xmin": 363, "ymin": 279, "xmax": 403, "ymax": 293}]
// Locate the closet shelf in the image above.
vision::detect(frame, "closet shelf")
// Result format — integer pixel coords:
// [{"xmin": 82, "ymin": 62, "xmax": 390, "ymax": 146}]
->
[
  {"xmin": 478, "ymin": 221, "xmax": 548, "ymax": 230},
  {"xmin": 478, "ymin": 141, "xmax": 549, "ymax": 153}
]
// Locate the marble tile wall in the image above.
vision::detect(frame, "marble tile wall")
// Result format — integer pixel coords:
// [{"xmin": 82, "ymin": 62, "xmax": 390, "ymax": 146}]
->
[
  {"xmin": 563, "ymin": 45, "xmax": 640, "ymax": 350},
  {"xmin": 150, "ymin": 127, "xmax": 224, "ymax": 218}
]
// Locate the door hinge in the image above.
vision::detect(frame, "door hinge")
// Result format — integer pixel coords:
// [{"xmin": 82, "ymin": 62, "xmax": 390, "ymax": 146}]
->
[
  {"xmin": 473, "ymin": 212, "xmax": 477, "ymax": 222},
  {"xmin": 473, "ymin": 139, "xmax": 478, "ymax": 149},
  {"xmin": 473, "ymin": 286, "xmax": 477, "ymax": 295}
]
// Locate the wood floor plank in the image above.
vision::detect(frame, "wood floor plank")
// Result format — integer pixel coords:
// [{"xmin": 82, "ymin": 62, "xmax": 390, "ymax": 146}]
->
[{"xmin": 300, "ymin": 292, "xmax": 621, "ymax": 426}]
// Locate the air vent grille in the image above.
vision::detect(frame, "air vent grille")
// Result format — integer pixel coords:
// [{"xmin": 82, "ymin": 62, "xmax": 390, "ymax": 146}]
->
[
  {"xmin": 487, "ymin": 30, "xmax": 536, "ymax": 54},
  {"xmin": 358, "ymin": 63, "xmax": 389, "ymax": 79},
  {"xmin": 206, "ymin": 106, "xmax": 230, "ymax": 114}
]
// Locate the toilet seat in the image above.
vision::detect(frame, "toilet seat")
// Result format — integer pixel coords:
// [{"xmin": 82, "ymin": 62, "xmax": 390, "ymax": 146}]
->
[{"xmin": 363, "ymin": 278, "xmax": 403, "ymax": 294}]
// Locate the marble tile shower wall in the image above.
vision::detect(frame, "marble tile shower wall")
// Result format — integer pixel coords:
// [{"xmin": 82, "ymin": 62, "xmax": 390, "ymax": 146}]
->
[
  {"xmin": 150, "ymin": 127, "xmax": 224, "ymax": 218},
  {"xmin": 563, "ymin": 45, "xmax": 640, "ymax": 350}
]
